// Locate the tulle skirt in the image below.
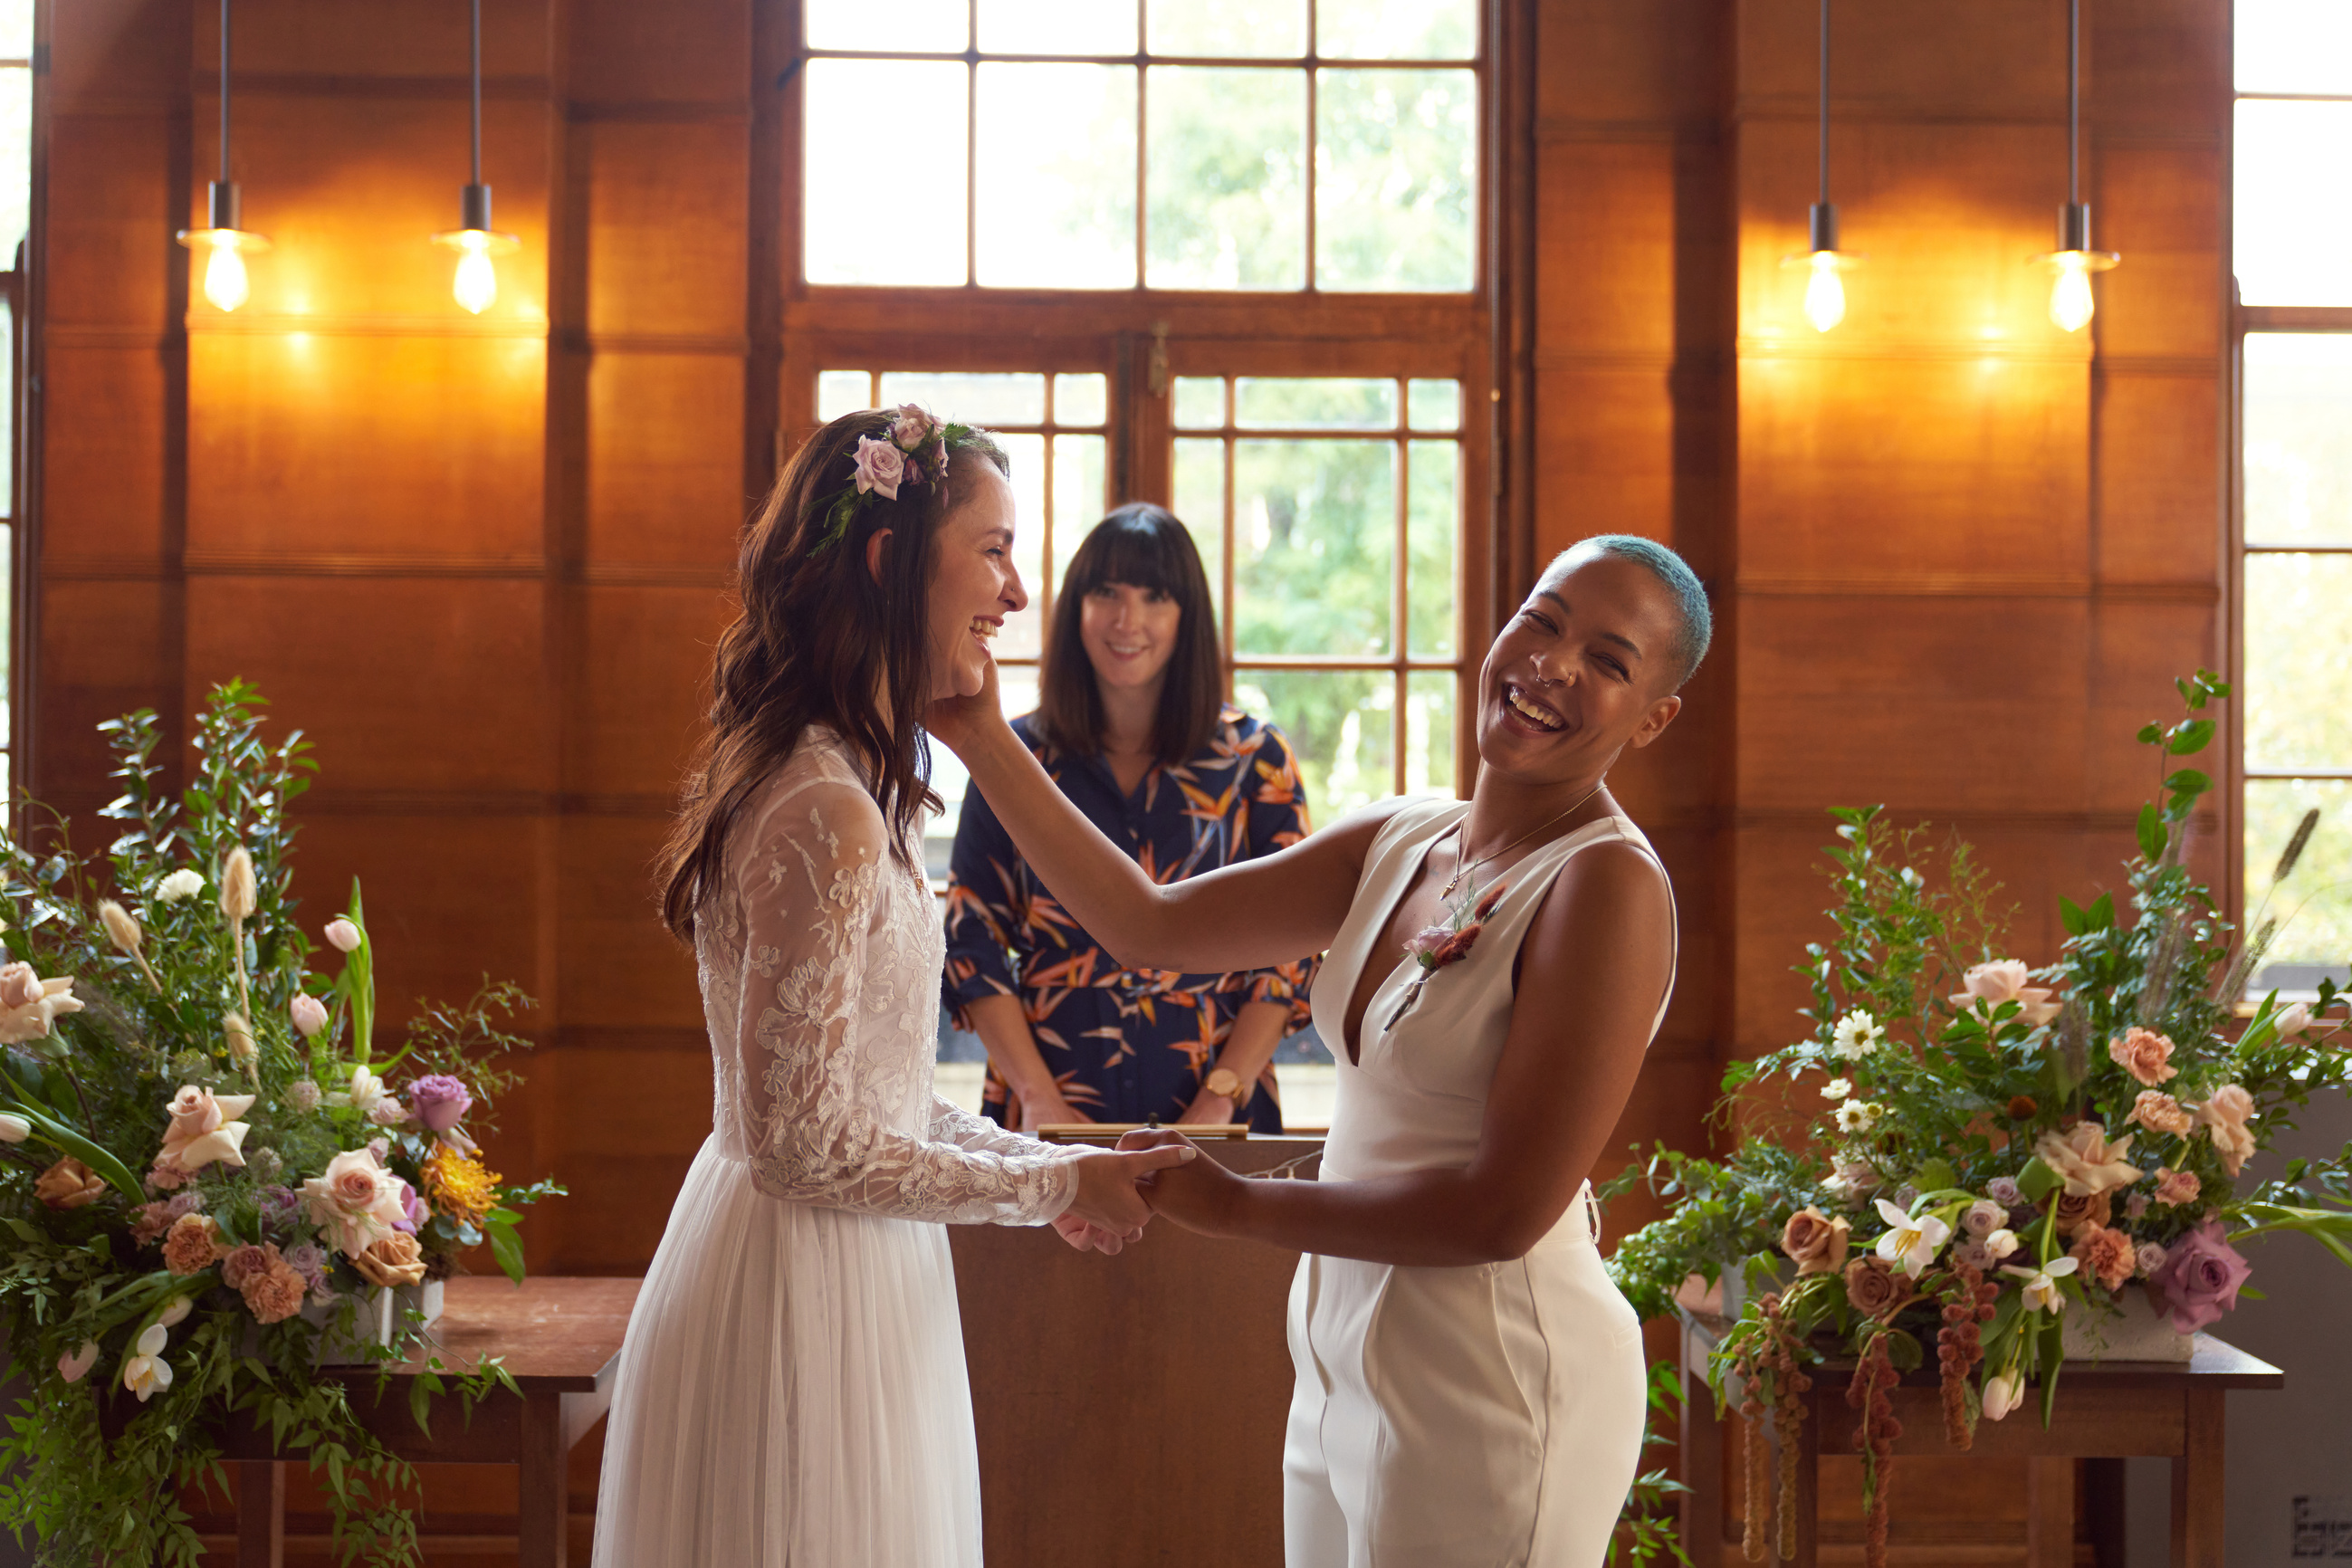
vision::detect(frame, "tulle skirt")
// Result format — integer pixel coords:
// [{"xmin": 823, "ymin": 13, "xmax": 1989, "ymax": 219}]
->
[{"xmin": 591, "ymin": 1136, "xmax": 982, "ymax": 1568}]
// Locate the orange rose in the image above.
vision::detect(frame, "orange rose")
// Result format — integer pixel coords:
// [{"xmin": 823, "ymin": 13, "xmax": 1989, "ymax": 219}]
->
[{"xmin": 349, "ymin": 1233, "xmax": 428, "ymax": 1290}]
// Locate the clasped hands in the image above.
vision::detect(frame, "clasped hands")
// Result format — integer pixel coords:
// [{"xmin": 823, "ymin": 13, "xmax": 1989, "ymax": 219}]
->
[{"xmin": 1048, "ymin": 1129, "xmax": 1245, "ymax": 1256}]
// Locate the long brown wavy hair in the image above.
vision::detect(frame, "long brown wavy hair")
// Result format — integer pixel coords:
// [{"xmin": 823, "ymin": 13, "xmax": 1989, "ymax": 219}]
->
[{"xmin": 656, "ymin": 409, "xmax": 1009, "ymax": 941}]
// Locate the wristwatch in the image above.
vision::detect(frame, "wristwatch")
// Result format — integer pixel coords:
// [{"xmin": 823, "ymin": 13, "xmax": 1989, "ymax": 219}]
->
[{"xmin": 1203, "ymin": 1066, "xmax": 1251, "ymax": 1109}]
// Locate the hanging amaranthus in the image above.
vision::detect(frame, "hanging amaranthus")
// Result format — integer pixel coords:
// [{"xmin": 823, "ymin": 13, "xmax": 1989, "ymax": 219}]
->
[
  {"xmin": 1730, "ymin": 1333, "xmax": 1771, "ymax": 1563},
  {"xmin": 1847, "ymin": 1329, "xmax": 1902, "ymax": 1568},
  {"xmin": 1933, "ymin": 1258, "xmax": 1998, "ymax": 1449},
  {"xmin": 1758, "ymin": 1292, "xmax": 1812, "ymax": 1562}
]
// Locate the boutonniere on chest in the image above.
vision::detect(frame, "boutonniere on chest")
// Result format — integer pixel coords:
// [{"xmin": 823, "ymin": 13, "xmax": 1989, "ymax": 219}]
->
[{"xmin": 1387, "ymin": 876, "xmax": 1509, "ymax": 1031}]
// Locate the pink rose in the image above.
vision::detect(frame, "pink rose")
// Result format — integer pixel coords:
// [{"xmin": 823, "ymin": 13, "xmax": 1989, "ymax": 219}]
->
[
  {"xmin": 290, "ymin": 992, "xmax": 329, "ymax": 1038},
  {"xmin": 2152, "ymin": 1166, "xmax": 2202, "ymax": 1207},
  {"xmin": 2127, "ymin": 1090, "xmax": 2194, "ymax": 1136},
  {"xmin": 2145, "ymin": 1219, "xmax": 2252, "ymax": 1334},
  {"xmin": 0, "ymin": 962, "xmax": 43, "ymax": 1010},
  {"xmin": 2193, "ymin": 1085, "xmax": 2256, "ymax": 1176},
  {"xmin": 1949, "ymin": 960, "xmax": 2060, "ymax": 1028},
  {"xmin": 2108, "ymin": 1027, "xmax": 2178, "ymax": 1086},
  {"xmin": 888, "ymin": 404, "xmax": 932, "ymax": 451},
  {"xmin": 2135, "ymin": 1240, "xmax": 2168, "ymax": 1276},
  {"xmin": 166, "ymin": 1085, "xmax": 225, "ymax": 1142},
  {"xmin": 852, "ymin": 435, "xmax": 904, "ymax": 500},
  {"xmin": 299, "ymin": 1147, "xmax": 409, "ymax": 1258},
  {"xmin": 2035, "ymin": 1120, "xmax": 2143, "ymax": 1197}
]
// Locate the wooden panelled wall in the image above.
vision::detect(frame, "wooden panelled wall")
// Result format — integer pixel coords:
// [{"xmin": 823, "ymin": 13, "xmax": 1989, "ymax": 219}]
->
[{"xmin": 39, "ymin": 0, "xmax": 2225, "ymax": 1551}]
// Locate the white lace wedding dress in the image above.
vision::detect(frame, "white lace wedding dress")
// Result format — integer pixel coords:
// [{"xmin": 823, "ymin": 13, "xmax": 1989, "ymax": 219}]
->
[{"xmin": 592, "ymin": 726, "xmax": 1085, "ymax": 1568}]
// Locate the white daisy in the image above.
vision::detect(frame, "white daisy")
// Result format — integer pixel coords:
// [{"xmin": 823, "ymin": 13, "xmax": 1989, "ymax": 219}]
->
[
  {"xmin": 1833, "ymin": 1097, "xmax": 1882, "ymax": 1134},
  {"xmin": 1821, "ymin": 1076, "xmax": 1853, "ymax": 1101},
  {"xmin": 1831, "ymin": 1009, "xmax": 1884, "ymax": 1061}
]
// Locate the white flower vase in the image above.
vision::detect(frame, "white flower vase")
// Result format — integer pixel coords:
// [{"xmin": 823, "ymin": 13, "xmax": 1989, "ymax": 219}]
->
[
  {"xmin": 2060, "ymin": 1285, "xmax": 2194, "ymax": 1362},
  {"xmin": 308, "ymin": 1278, "xmax": 446, "ymax": 1365}
]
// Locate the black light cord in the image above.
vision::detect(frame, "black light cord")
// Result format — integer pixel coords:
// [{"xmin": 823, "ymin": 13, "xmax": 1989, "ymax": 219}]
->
[
  {"xmin": 470, "ymin": 0, "xmax": 483, "ymax": 187},
  {"xmin": 218, "ymin": 0, "xmax": 232, "ymax": 186},
  {"xmin": 2066, "ymin": 0, "xmax": 2080, "ymax": 208},
  {"xmin": 1817, "ymin": 0, "xmax": 1831, "ymax": 206}
]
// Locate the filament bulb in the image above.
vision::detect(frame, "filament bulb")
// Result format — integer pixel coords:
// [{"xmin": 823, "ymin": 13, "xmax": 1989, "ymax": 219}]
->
[
  {"xmin": 201, "ymin": 241, "xmax": 251, "ymax": 313},
  {"xmin": 1803, "ymin": 253, "xmax": 1847, "ymax": 333},
  {"xmin": 453, "ymin": 234, "xmax": 498, "ymax": 315},
  {"xmin": 2049, "ymin": 253, "xmax": 2095, "ymax": 332}
]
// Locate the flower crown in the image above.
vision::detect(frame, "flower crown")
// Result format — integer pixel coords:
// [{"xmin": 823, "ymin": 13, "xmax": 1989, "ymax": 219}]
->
[{"xmin": 812, "ymin": 404, "xmax": 983, "ymax": 553}]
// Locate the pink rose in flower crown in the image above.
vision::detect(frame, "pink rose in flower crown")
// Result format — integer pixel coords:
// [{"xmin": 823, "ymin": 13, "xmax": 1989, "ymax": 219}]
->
[
  {"xmin": 852, "ymin": 435, "xmax": 905, "ymax": 500},
  {"xmin": 2193, "ymin": 1085, "xmax": 2257, "ymax": 1177},
  {"xmin": 300, "ymin": 1147, "xmax": 410, "ymax": 1258},
  {"xmin": 1947, "ymin": 960, "xmax": 2060, "ymax": 1028},
  {"xmin": 888, "ymin": 404, "xmax": 932, "ymax": 451},
  {"xmin": 2108, "ymin": 1026, "xmax": 2178, "ymax": 1086},
  {"xmin": 2145, "ymin": 1218, "xmax": 2252, "ymax": 1334}
]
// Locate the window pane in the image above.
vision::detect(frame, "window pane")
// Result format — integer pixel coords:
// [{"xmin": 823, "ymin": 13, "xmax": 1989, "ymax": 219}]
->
[
  {"xmin": 2245, "ymin": 334, "xmax": 2352, "ymax": 546},
  {"xmin": 0, "ymin": 67, "xmax": 28, "ymax": 262},
  {"xmin": 2237, "ymin": 0, "xmax": 2352, "ymax": 95},
  {"xmin": 817, "ymin": 369, "xmax": 873, "ymax": 421},
  {"xmin": 1174, "ymin": 377, "xmax": 1227, "ymax": 429},
  {"xmin": 1315, "ymin": 69, "xmax": 1477, "ymax": 292},
  {"xmin": 1317, "ymin": 0, "xmax": 1476, "ymax": 60},
  {"xmin": 995, "ymin": 432, "xmax": 1048, "ymax": 661},
  {"xmin": 0, "ymin": 3, "xmax": 27, "ymax": 57},
  {"xmin": 1233, "ymin": 439, "xmax": 1395, "ymax": 655},
  {"xmin": 1407, "ymin": 440, "xmax": 1456, "ymax": 656},
  {"xmin": 1054, "ymin": 372, "xmax": 1108, "ymax": 426},
  {"xmin": 1172, "ymin": 437, "xmax": 1228, "ymax": 610},
  {"xmin": 2245, "ymin": 552, "xmax": 2352, "ymax": 771},
  {"xmin": 1053, "ymin": 433, "xmax": 1107, "ymax": 553},
  {"xmin": 978, "ymin": 0, "xmax": 1137, "ymax": 54},
  {"xmin": 1146, "ymin": 67, "xmax": 1306, "ymax": 291},
  {"xmin": 2245, "ymin": 778, "xmax": 2352, "ymax": 996},
  {"xmin": 808, "ymin": 0, "xmax": 966, "ymax": 51},
  {"xmin": 804, "ymin": 61, "xmax": 969, "ymax": 285},
  {"xmin": 1235, "ymin": 670, "xmax": 1393, "ymax": 816},
  {"xmin": 2236, "ymin": 100, "xmax": 2352, "ymax": 308},
  {"xmin": 1404, "ymin": 671, "xmax": 1455, "ymax": 795},
  {"xmin": 878, "ymin": 371, "xmax": 1047, "ymax": 425},
  {"xmin": 1148, "ymin": 0, "xmax": 1307, "ymax": 57},
  {"xmin": 1407, "ymin": 378, "xmax": 1459, "ymax": 431},
  {"xmin": 1236, "ymin": 377, "xmax": 1395, "ymax": 429},
  {"xmin": 976, "ymin": 64, "xmax": 1138, "ymax": 289}
]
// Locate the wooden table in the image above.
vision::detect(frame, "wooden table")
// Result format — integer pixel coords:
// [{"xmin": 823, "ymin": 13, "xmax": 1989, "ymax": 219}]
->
[
  {"xmin": 220, "ymin": 1276, "xmax": 638, "ymax": 1568},
  {"xmin": 1678, "ymin": 1312, "xmax": 2283, "ymax": 1568}
]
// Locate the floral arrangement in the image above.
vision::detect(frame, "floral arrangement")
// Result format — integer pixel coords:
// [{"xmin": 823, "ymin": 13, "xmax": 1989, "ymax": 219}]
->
[
  {"xmin": 1603, "ymin": 672, "xmax": 2352, "ymax": 1567},
  {"xmin": 815, "ymin": 403, "xmax": 988, "ymax": 550},
  {"xmin": 0, "ymin": 684, "xmax": 561, "ymax": 1565}
]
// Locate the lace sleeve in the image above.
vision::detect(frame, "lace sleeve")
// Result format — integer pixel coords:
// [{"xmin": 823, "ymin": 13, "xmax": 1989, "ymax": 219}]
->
[
  {"xmin": 733, "ymin": 781, "xmax": 1080, "ymax": 1225},
  {"xmin": 928, "ymin": 1095, "xmax": 1063, "ymax": 1160}
]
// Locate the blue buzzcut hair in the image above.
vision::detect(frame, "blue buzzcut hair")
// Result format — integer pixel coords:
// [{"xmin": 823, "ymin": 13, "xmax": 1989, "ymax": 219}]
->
[{"xmin": 1549, "ymin": 535, "xmax": 1712, "ymax": 690}]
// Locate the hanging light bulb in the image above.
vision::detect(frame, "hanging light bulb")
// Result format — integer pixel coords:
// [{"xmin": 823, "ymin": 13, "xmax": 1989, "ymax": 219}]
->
[
  {"xmin": 1782, "ymin": 0, "xmax": 1861, "ymax": 332},
  {"xmin": 429, "ymin": 0, "xmax": 520, "ymax": 315},
  {"xmin": 2031, "ymin": 0, "xmax": 2119, "ymax": 333},
  {"xmin": 176, "ymin": 0, "xmax": 270, "ymax": 312}
]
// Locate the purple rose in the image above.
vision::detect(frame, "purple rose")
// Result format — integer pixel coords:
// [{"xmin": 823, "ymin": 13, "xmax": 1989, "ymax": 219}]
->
[
  {"xmin": 2146, "ymin": 1219, "xmax": 2252, "ymax": 1334},
  {"xmin": 889, "ymin": 404, "xmax": 932, "ymax": 451},
  {"xmin": 390, "ymin": 1180, "xmax": 429, "ymax": 1234},
  {"xmin": 1985, "ymin": 1176, "xmax": 2022, "ymax": 1207},
  {"xmin": 409, "ymin": 1074, "xmax": 474, "ymax": 1133},
  {"xmin": 852, "ymin": 435, "xmax": 904, "ymax": 499}
]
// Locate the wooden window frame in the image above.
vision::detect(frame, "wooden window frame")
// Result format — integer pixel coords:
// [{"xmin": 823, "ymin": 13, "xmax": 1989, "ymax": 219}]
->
[{"xmin": 773, "ymin": 0, "xmax": 1504, "ymax": 792}]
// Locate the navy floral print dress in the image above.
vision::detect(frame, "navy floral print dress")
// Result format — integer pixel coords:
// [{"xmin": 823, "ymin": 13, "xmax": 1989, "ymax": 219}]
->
[{"xmin": 942, "ymin": 706, "xmax": 1319, "ymax": 1131}]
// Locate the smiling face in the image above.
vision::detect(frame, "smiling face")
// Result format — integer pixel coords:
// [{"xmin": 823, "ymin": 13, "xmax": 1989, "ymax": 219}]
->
[
  {"xmin": 1079, "ymin": 580, "xmax": 1182, "ymax": 698},
  {"xmin": 1477, "ymin": 550, "xmax": 1686, "ymax": 783},
  {"xmin": 926, "ymin": 462, "xmax": 1028, "ymax": 700}
]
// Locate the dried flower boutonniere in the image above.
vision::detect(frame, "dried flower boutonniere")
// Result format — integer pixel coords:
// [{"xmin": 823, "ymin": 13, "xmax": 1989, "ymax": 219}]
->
[{"xmin": 1386, "ymin": 877, "xmax": 1510, "ymax": 1032}]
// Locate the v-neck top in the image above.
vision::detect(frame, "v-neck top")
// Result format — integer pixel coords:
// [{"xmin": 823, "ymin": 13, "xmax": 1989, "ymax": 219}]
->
[{"xmin": 1310, "ymin": 796, "xmax": 1678, "ymax": 1184}]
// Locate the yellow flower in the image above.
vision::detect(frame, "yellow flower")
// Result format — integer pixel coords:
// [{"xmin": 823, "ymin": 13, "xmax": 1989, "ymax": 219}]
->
[{"xmin": 423, "ymin": 1144, "xmax": 502, "ymax": 1228}]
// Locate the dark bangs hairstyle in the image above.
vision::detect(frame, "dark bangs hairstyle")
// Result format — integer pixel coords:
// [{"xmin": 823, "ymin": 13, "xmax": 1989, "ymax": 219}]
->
[
  {"xmin": 1036, "ymin": 502, "xmax": 1223, "ymax": 765},
  {"xmin": 656, "ymin": 409, "xmax": 1010, "ymax": 940}
]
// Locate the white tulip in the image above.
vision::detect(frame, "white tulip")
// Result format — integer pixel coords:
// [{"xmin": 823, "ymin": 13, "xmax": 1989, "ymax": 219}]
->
[
  {"xmin": 324, "ymin": 1063, "xmax": 387, "ymax": 1115},
  {"xmin": 1984, "ymin": 1228, "xmax": 2022, "ymax": 1263},
  {"xmin": 0, "ymin": 1114, "xmax": 27, "ymax": 1143},
  {"xmin": 323, "ymin": 918, "xmax": 363, "ymax": 953},
  {"xmin": 290, "ymin": 993, "xmax": 330, "ymax": 1039},
  {"xmin": 1981, "ymin": 1371, "xmax": 2023, "ymax": 1421},
  {"xmin": 120, "ymin": 1323, "xmax": 173, "ymax": 1402},
  {"xmin": 158, "ymin": 1295, "xmax": 193, "ymax": 1329}
]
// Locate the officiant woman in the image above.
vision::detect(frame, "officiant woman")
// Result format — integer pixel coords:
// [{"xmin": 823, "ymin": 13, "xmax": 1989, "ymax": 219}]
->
[{"xmin": 943, "ymin": 504, "xmax": 1318, "ymax": 1133}]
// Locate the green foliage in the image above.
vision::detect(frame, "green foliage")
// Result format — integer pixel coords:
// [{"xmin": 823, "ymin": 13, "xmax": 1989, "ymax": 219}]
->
[{"xmin": 1608, "ymin": 1361, "xmax": 1692, "ymax": 1567}]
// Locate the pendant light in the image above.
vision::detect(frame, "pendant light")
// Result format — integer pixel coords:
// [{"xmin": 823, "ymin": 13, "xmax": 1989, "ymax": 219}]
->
[
  {"xmin": 429, "ymin": 0, "xmax": 518, "ymax": 313},
  {"xmin": 2034, "ymin": 0, "xmax": 2117, "ymax": 332},
  {"xmin": 176, "ymin": 0, "xmax": 271, "ymax": 312},
  {"xmin": 1783, "ymin": 0, "xmax": 1861, "ymax": 332}
]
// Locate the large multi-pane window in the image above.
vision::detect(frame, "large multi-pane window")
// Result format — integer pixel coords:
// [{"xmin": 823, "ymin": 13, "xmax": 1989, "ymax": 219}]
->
[{"xmin": 2235, "ymin": 0, "xmax": 2352, "ymax": 994}]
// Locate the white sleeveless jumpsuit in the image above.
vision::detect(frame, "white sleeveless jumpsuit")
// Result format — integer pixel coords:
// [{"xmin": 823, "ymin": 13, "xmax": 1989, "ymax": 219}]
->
[{"xmin": 1284, "ymin": 798, "xmax": 1671, "ymax": 1567}]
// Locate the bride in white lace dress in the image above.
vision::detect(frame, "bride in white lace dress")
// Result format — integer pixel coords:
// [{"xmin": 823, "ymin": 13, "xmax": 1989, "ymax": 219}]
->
[{"xmin": 592, "ymin": 409, "xmax": 1195, "ymax": 1568}]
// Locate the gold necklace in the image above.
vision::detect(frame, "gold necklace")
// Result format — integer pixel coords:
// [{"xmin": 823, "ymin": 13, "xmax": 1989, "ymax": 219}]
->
[{"xmin": 1439, "ymin": 782, "xmax": 1607, "ymax": 901}]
